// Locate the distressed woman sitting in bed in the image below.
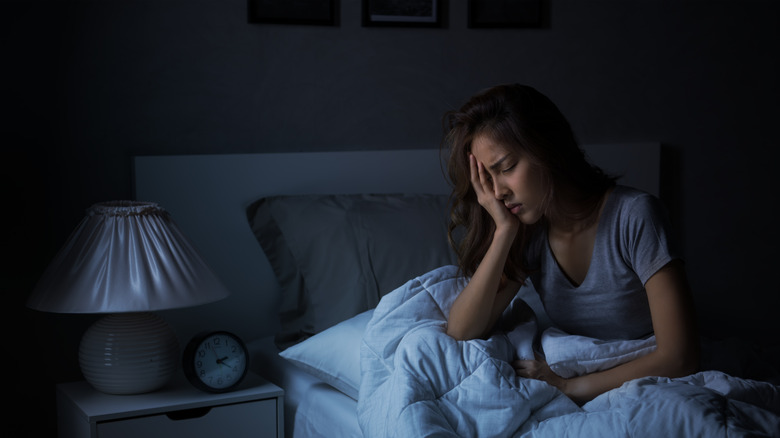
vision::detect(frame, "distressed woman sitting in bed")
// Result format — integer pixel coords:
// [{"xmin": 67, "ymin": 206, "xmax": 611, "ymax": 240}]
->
[{"xmin": 443, "ymin": 84, "xmax": 700, "ymax": 405}]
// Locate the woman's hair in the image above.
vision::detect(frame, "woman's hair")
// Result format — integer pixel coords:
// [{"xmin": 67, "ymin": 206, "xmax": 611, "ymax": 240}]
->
[{"xmin": 441, "ymin": 84, "xmax": 616, "ymax": 282}]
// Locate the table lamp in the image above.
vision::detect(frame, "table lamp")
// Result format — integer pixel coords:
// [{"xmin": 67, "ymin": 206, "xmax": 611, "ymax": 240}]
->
[{"xmin": 27, "ymin": 201, "xmax": 230, "ymax": 394}]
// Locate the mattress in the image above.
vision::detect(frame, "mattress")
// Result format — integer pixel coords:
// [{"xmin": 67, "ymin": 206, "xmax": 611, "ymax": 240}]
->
[{"xmin": 248, "ymin": 337, "xmax": 362, "ymax": 438}]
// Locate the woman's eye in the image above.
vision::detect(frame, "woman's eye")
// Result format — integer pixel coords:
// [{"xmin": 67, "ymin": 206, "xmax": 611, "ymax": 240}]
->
[{"xmin": 501, "ymin": 164, "xmax": 516, "ymax": 174}]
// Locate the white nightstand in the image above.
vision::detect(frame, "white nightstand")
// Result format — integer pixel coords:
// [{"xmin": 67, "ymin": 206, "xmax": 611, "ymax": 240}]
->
[{"xmin": 57, "ymin": 371, "xmax": 283, "ymax": 438}]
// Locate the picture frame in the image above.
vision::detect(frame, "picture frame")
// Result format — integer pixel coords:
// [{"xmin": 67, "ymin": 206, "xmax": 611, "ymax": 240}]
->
[
  {"xmin": 248, "ymin": 0, "xmax": 338, "ymax": 26},
  {"xmin": 362, "ymin": 0, "xmax": 442, "ymax": 28},
  {"xmin": 467, "ymin": 0, "xmax": 544, "ymax": 28}
]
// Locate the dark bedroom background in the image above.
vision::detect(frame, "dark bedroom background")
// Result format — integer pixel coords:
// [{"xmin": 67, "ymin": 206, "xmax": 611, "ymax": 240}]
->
[{"xmin": 5, "ymin": 1, "xmax": 779, "ymax": 436}]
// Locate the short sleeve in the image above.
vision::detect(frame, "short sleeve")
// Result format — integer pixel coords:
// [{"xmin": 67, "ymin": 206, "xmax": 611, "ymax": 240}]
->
[{"xmin": 621, "ymin": 193, "xmax": 679, "ymax": 285}]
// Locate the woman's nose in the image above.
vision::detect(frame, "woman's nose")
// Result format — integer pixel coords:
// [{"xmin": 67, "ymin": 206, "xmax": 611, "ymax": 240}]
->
[{"xmin": 493, "ymin": 182, "xmax": 508, "ymax": 200}]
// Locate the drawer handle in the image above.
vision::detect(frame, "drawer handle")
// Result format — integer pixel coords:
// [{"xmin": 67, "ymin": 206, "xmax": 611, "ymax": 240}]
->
[{"xmin": 166, "ymin": 406, "xmax": 212, "ymax": 420}]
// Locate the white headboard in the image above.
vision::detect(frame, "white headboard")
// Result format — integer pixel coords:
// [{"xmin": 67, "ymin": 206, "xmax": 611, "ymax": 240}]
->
[{"xmin": 134, "ymin": 144, "xmax": 659, "ymax": 343}]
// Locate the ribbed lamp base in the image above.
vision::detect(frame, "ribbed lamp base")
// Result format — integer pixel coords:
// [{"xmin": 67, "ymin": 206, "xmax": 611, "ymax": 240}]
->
[{"xmin": 79, "ymin": 312, "xmax": 180, "ymax": 395}]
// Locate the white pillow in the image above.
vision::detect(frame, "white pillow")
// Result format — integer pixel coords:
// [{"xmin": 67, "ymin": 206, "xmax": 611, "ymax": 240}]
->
[{"xmin": 279, "ymin": 309, "xmax": 374, "ymax": 400}]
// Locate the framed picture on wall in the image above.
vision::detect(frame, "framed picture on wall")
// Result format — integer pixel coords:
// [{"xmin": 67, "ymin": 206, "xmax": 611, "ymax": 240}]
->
[
  {"xmin": 467, "ymin": 0, "xmax": 543, "ymax": 28},
  {"xmin": 362, "ymin": 0, "xmax": 442, "ymax": 27},
  {"xmin": 248, "ymin": 0, "xmax": 338, "ymax": 26}
]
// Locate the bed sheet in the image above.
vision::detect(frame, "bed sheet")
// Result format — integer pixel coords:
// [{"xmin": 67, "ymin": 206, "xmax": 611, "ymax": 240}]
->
[{"xmin": 248, "ymin": 337, "xmax": 362, "ymax": 438}]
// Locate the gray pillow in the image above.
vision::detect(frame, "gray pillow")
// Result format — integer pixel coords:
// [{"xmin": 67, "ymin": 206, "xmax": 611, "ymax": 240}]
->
[{"xmin": 246, "ymin": 194, "xmax": 456, "ymax": 348}]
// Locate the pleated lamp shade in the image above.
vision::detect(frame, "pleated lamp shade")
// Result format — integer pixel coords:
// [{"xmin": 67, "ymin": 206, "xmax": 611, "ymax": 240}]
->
[{"xmin": 27, "ymin": 201, "xmax": 230, "ymax": 394}]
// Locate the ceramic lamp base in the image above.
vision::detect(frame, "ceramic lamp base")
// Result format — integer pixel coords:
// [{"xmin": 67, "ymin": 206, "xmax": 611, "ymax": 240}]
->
[{"xmin": 79, "ymin": 312, "xmax": 179, "ymax": 394}]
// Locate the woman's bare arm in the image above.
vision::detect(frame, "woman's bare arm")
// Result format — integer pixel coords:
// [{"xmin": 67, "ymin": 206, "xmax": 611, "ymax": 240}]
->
[{"xmin": 446, "ymin": 226, "xmax": 520, "ymax": 340}]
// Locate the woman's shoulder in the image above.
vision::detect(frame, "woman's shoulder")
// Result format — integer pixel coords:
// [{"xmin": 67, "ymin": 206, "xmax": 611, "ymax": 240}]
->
[
  {"xmin": 606, "ymin": 185, "xmax": 670, "ymax": 228},
  {"xmin": 608, "ymin": 185, "xmax": 664, "ymax": 213},
  {"xmin": 610, "ymin": 185, "xmax": 656, "ymax": 201}
]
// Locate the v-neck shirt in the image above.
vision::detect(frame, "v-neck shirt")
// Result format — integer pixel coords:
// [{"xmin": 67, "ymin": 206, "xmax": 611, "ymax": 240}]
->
[{"xmin": 526, "ymin": 186, "xmax": 679, "ymax": 340}]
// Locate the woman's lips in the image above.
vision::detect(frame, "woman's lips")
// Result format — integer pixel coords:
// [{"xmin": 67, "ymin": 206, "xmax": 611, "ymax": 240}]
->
[{"xmin": 506, "ymin": 203, "xmax": 523, "ymax": 215}]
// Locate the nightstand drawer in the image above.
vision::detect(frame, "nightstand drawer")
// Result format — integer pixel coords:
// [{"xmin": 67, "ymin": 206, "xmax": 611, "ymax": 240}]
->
[
  {"xmin": 58, "ymin": 373, "xmax": 283, "ymax": 438},
  {"xmin": 96, "ymin": 398, "xmax": 277, "ymax": 438}
]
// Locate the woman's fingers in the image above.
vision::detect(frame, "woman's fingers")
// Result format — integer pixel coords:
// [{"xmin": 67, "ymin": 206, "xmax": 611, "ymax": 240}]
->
[
  {"xmin": 513, "ymin": 359, "xmax": 555, "ymax": 383},
  {"xmin": 513, "ymin": 359, "xmax": 540, "ymax": 377},
  {"xmin": 469, "ymin": 154, "xmax": 491, "ymax": 195},
  {"xmin": 470, "ymin": 154, "xmax": 509, "ymax": 221},
  {"xmin": 469, "ymin": 154, "xmax": 520, "ymax": 233},
  {"xmin": 469, "ymin": 154, "xmax": 482, "ymax": 189},
  {"xmin": 478, "ymin": 161, "xmax": 489, "ymax": 189}
]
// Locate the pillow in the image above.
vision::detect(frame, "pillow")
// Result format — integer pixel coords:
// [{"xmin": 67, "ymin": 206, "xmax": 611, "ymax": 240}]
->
[
  {"xmin": 279, "ymin": 309, "xmax": 374, "ymax": 400},
  {"xmin": 246, "ymin": 193, "xmax": 456, "ymax": 348},
  {"xmin": 353, "ymin": 195, "xmax": 458, "ymax": 296}
]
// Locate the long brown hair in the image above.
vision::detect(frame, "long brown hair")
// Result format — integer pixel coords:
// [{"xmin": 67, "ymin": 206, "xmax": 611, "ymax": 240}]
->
[{"xmin": 441, "ymin": 84, "xmax": 616, "ymax": 282}]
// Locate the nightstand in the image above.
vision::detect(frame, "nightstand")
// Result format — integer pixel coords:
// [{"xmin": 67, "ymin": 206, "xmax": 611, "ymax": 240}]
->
[{"xmin": 57, "ymin": 371, "xmax": 283, "ymax": 438}]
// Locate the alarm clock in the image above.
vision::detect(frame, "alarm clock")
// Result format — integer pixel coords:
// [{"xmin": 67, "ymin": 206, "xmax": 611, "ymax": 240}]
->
[{"xmin": 182, "ymin": 331, "xmax": 249, "ymax": 393}]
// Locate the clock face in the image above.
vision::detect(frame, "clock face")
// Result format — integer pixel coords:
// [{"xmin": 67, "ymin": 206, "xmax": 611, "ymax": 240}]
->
[{"xmin": 183, "ymin": 331, "xmax": 248, "ymax": 392}]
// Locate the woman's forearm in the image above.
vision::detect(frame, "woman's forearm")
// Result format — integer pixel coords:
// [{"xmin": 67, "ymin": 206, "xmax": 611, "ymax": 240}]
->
[
  {"xmin": 561, "ymin": 346, "xmax": 699, "ymax": 405},
  {"xmin": 446, "ymin": 227, "xmax": 518, "ymax": 340}
]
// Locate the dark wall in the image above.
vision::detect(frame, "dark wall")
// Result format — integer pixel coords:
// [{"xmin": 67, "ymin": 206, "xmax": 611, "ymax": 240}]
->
[{"xmin": 6, "ymin": 1, "xmax": 779, "ymax": 436}]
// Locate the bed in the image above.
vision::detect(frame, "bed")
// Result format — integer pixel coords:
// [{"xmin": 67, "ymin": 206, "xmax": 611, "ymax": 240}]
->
[{"xmin": 134, "ymin": 145, "xmax": 779, "ymax": 437}]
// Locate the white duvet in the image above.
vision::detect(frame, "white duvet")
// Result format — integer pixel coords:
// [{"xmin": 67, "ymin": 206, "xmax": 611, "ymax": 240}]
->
[{"xmin": 358, "ymin": 266, "xmax": 780, "ymax": 437}]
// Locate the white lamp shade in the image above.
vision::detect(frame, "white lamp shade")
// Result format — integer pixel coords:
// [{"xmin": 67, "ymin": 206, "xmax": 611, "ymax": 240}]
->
[{"xmin": 27, "ymin": 201, "xmax": 230, "ymax": 313}]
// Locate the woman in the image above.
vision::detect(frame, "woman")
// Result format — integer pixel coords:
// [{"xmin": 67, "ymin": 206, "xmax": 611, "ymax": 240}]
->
[{"xmin": 443, "ymin": 84, "xmax": 699, "ymax": 405}]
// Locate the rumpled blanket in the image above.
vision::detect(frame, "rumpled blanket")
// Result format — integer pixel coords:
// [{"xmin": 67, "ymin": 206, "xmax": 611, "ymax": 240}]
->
[{"xmin": 358, "ymin": 266, "xmax": 780, "ymax": 437}]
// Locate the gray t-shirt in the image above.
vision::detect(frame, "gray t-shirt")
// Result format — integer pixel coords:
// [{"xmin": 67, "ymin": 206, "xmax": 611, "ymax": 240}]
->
[{"xmin": 527, "ymin": 186, "xmax": 678, "ymax": 340}]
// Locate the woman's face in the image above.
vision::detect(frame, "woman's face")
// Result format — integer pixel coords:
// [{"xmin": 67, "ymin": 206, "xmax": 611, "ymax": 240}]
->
[{"xmin": 470, "ymin": 133, "xmax": 546, "ymax": 225}]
